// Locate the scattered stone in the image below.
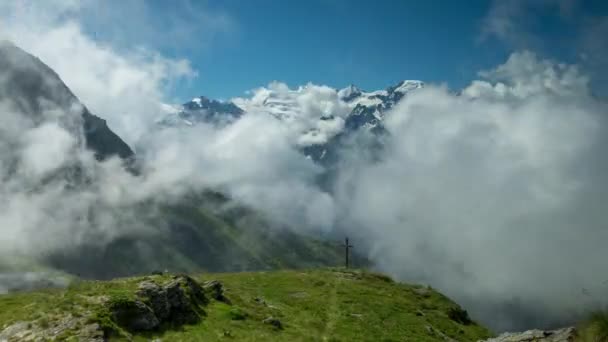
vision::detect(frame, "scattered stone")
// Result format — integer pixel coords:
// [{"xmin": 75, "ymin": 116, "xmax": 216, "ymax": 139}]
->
[
  {"xmin": 0, "ymin": 317, "xmax": 104, "ymax": 342},
  {"xmin": 253, "ymin": 296, "xmax": 267, "ymax": 306},
  {"xmin": 203, "ymin": 280, "xmax": 230, "ymax": 303},
  {"xmin": 289, "ymin": 291, "xmax": 308, "ymax": 298},
  {"xmin": 425, "ymin": 324, "xmax": 457, "ymax": 342},
  {"xmin": 479, "ymin": 327, "xmax": 577, "ymax": 342},
  {"xmin": 413, "ymin": 287, "xmax": 431, "ymax": 298},
  {"xmin": 263, "ymin": 317, "xmax": 283, "ymax": 330},
  {"xmin": 415, "ymin": 310, "xmax": 425, "ymax": 317}
]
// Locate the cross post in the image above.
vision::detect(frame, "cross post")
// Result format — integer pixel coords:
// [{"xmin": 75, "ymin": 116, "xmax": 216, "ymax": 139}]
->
[{"xmin": 343, "ymin": 237, "xmax": 353, "ymax": 268}]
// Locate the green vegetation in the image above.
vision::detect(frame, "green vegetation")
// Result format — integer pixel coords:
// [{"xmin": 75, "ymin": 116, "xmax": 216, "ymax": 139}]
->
[
  {"xmin": 0, "ymin": 269, "xmax": 493, "ymax": 341},
  {"xmin": 43, "ymin": 193, "xmax": 355, "ymax": 280},
  {"xmin": 578, "ymin": 311, "xmax": 608, "ymax": 342}
]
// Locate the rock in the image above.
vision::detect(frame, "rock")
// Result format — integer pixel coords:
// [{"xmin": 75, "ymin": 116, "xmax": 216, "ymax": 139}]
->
[
  {"xmin": 263, "ymin": 317, "xmax": 283, "ymax": 330},
  {"xmin": 173, "ymin": 274, "xmax": 208, "ymax": 306},
  {"xmin": 447, "ymin": 306, "xmax": 472, "ymax": 325},
  {"xmin": 0, "ymin": 317, "xmax": 104, "ymax": 341},
  {"xmin": 0, "ymin": 321, "xmax": 32, "ymax": 341},
  {"xmin": 137, "ymin": 280, "xmax": 170, "ymax": 321},
  {"xmin": 289, "ymin": 291, "xmax": 308, "ymax": 298},
  {"xmin": 253, "ymin": 296, "xmax": 267, "ymax": 306},
  {"xmin": 425, "ymin": 324, "xmax": 457, "ymax": 342},
  {"xmin": 413, "ymin": 287, "xmax": 431, "ymax": 298},
  {"xmin": 133, "ymin": 275, "xmax": 207, "ymax": 327},
  {"xmin": 479, "ymin": 327, "xmax": 577, "ymax": 342},
  {"xmin": 203, "ymin": 280, "xmax": 229, "ymax": 303},
  {"xmin": 109, "ymin": 298, "xmax": 159, "ymax": 331},
  {"xmin": 163, "ymin": 275, "xmax": 207, "ymax": 325}
]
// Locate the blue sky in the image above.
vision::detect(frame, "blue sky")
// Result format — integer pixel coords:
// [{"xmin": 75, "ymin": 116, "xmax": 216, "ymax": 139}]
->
[
  {"xmin": 188, "ymin": 0, "xmax": 500, "ymax": 99},
  {"xmin": 82, "ymin": 0, "xmax": 608, "ymax": 101}
]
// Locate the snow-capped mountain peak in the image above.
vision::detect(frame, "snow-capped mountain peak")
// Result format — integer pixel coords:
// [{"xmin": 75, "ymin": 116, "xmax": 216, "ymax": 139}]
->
[
  {"xmin": 338, "ymin": 84, "xmax": 363, "ymax": 102},
  {"xmin": 158, "ymin": 96, "xmax": 244, "ymax": 127},
  {"xmin": 158, "ymin": 80, "xmax": 424, "ymax": 160},
  {"xmin": 390, "ymin": 80, "xmax": 425, "ymax": 94}
]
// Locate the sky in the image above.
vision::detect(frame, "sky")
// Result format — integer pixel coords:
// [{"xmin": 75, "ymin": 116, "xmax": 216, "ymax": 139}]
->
[
  {"xmin": 75, "ymin": 0, "xmax": 608, "ymax": 101},
  {"xmin": 2, "ymin": 0, "xmax": 608, "ymax": 332}
]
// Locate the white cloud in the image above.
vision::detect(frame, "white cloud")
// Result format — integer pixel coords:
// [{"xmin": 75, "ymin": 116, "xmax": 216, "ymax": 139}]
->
[
  {"xmin": 332, "ymin": 52, "xmax": 607, "ymax": 330},
  {"xmin": 1, "ymin": 1, "xmax": 607, "ymax": 332},
  {"xmin": 0, "ymin": 0, "xmax": 197, "ymax": 146},
  {"xmin": 20, "ymin": 123, "xmax": 77, "ymax": 178},
  {"xmin": 233, "ymin": 82, "xmax": 350, "ymax": 146}
]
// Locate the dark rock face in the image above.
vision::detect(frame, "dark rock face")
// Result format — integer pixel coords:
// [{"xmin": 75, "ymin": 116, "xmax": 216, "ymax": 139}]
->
[
  {"xmin": 112, "ymin": 275, "xmax": 210, "ymax": 332},
  {"xmin": 136, "ymin": 280, "xmax": 171, "ymax": 321},
  {"xmin": 447, "ymin": 306, "xmax": 473, "ymax": 325},
  {"xmin": 163, "ymin": 276, "xmax": 205, "ymax": 325},
  {"xmin": 109, "ymin": 298, "xmax": 159, "ymax": 331},
  {"xmin": 0, "ymin": 41, "xmax": 134, "ymax": 162}
]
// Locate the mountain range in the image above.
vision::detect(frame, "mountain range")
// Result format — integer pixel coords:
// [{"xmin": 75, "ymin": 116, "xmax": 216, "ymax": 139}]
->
[
  {"xmin": 0, "ymin": 41, "xmax": 134, "ymax": 163},
  {"xmin": 0, "ymin": 42, "xmax": 356, "ymax": 280},
  {"xmin": 158, "ymin": 80, "xmax": 424, "ymax": 163},
  {"xmin": 0, "ymin": 41, "xmax": 421, "ymax": 279}
]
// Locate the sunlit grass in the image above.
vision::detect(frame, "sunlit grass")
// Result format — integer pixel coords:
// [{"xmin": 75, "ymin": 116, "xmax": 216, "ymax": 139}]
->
[{"xmin": 0, "ymin": 269, "xmax": 493, "ymax": 341}]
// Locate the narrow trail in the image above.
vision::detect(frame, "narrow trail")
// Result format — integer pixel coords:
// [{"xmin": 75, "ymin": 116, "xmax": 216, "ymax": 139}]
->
[{"xmin": 322, "ymin": 273, "xmax": 341, "ymax": 341}]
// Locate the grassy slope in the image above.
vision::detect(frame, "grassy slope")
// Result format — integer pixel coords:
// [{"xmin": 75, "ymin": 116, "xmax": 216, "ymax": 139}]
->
[
  {"xmin": 0, "ymin": 269, "xmax": 492, "ymax": 341},
  {"xmin": 578, "ymin": 311, "xmax": 608, "ymax": 342},
  {"xmin": 40, "ymin": 194, "xmax": 351, "ymax": 280}
]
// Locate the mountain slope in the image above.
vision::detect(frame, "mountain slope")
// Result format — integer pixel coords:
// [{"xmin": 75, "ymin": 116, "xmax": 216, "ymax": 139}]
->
[
  {"xmin": 0, "ymin": 40, "xmax": 134, "ymax": 162},
  {"xmin": 40, "ymin": 191, "xmax": 354, "ymax": 280},
  {"xmin": 0, "ymin": 43, "xmax": 352, "ymax": 284},
  {"xmin": 0, "ymin": 269, "xmax": 493, "ymax": 341}
]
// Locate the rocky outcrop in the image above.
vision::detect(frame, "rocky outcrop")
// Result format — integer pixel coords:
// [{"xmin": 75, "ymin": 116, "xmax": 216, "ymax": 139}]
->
[
  {"xmin": 0, "ymin": 41, "xmax": 135, "ymax": 162},
  {"xmin": 109, "ymin": 275, "xmax": 211, "ymax": 333},
  {"xmin": 479, "ymin": 327, "xmax": 576, "ymax": 342},
  {"xmin": 0, "ymin": 317, "xmax": 104, "ymax": 341},
  {"xmin": 109, "ymin": 298, "xmax": 159, "ymax": 331},
  {"xmin": 203, "ymin": 279, "xmax": 230, "ymax": 303}
]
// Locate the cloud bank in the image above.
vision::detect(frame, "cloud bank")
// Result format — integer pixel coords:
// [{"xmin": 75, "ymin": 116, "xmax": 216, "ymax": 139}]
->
[
  {"xmin": 333, "ymin": 52, "xmax": 608, "ymax": 330},
  {"xmin": 1, "ymin": 0, "xmax": 608, "ymax": 333}
]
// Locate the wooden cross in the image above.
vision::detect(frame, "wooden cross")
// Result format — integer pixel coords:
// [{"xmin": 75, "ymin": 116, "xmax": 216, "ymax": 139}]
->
[{"xmin": 343, "ymin": 237, "xmax": 353, "ymax": 268}]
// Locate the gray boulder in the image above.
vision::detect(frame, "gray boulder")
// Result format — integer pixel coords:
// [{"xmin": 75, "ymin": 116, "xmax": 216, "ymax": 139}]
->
[
  {"xmin": 479, "ymin": 327, "xmax": 576, "ymax": 342},
  {"xmin": 137, "ymin": 280, "xmax": 170, "ymax": 321},
  {"xmin": 203, "ymin": 280, "xmax": 230, "ymax": 303},
  {"xmin": 109, "ymin": 299, "xmax": 159, "ymax": 331},
  {"xmin": 263, "ymin": 317, "xmax": 283, "ymax": 330},
  {"xmin": 158, "ymin": 275, "xmax": 207, "ymax": 325},
  {"xmin": 108, "ymin": 275, "xmax": 208, "ymax": 333}
]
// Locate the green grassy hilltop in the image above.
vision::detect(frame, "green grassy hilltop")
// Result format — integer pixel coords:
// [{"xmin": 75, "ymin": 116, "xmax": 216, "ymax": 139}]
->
[{"xmin": 0, "ymin": 269, "xmax": 492, "ymax": 341}]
